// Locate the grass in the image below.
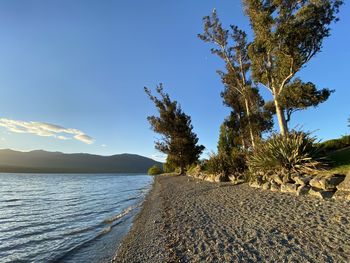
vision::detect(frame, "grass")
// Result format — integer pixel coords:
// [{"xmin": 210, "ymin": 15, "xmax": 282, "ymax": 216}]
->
[{"xmin": 325, "ymin": 147, "xmax": 350, "ymax": 174}]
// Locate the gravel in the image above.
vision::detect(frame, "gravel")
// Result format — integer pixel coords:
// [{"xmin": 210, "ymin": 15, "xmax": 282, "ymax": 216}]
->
[{"xmin": 113, "ymin": 175, "xmax": 350, "ymax": 263}]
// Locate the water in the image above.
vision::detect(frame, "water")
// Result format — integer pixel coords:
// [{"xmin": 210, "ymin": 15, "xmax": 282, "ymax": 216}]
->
[{"xmin": 0, "ymin": 173, "xmax": 153, "ymax": 263}]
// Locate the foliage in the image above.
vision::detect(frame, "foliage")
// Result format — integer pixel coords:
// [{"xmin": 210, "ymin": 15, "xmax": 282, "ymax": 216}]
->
[
  {"xmin": 264, "ymin": 79, "xmax": 333, "ymax": 122},
  {"xmin": 147, "ymin": 165, "xmax": 163, "ymax": 175},
  {"xmin": 199, "ymin": 10, "xmax": 272, "ymax": 149},
  {"xmin": 244, "ymin": 0, "xmax": 342, "ymax": 135},
  {"xmin": 205, "ymin": 150, "xmax": 247, "ymax": 177},
  {"xmin": 145, "ymin": 84, "xmax": 205, "ymax": 174},
  {"xmin": 318, "ymin": 135, "xmax": 350, "ymax": 153},
  {"xmin": 248, "ymin": 131, "xmax": 321, "ymax": 175},
  {"xmin": 163, "ymin": 160, "xmax": 175, "ymax": 173}
]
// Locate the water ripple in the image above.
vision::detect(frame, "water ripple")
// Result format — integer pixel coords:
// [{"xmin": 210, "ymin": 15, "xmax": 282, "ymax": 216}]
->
[{"xmin": 0, "ymin": 173, "xmax": 152, "ymax": 263}]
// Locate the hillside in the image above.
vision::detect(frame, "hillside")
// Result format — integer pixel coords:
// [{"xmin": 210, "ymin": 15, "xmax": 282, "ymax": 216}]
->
[{"xmin": 0, "ymin": 149, "xmax": 162, "ymax": 173}]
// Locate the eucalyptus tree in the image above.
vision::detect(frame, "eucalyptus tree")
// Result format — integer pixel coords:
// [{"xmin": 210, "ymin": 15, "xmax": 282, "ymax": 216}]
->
[
  {"xmin": 199, "ymin": 10, "xmax": 261, "ymax": 148},
  {"xmin": 244, "ymin": 0, "xmax": 342, "ymax": 135},
  {"xmin": 145, "ymin": 84, "xmax": 205, "ymax": 174}
]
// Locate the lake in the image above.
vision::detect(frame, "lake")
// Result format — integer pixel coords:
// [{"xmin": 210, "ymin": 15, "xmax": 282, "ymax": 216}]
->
[{"xmin": 0, "ymin": 173, "xmax": 153, "ymax": 263}]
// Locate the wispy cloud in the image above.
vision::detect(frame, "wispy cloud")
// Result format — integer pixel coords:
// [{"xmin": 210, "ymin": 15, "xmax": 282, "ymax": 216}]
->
[{"xmin": 0, "ymin": 118, "xmax": 94, "ymax": 144}]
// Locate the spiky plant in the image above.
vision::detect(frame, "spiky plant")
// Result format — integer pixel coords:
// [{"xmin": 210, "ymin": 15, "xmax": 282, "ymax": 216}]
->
[{"xmin": 248, "ymin": 131, "xmax": 321, "ymax": 176}]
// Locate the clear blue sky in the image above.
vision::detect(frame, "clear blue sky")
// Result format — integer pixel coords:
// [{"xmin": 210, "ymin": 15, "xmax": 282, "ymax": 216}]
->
[{"xmin": 0, "ymin": 0, "xmax": 349, "ymax": 161}]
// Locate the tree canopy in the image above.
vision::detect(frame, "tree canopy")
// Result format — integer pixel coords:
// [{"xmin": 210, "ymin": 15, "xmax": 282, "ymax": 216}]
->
[
  {"xmin": 145, "ymin": 84, "xmax": 205, "ymax": 174},
  {"xmin": 244, "ymin": 0, "xmax": 342, "ymax": 135},
  {"xmin": 199, "ymin": 10, "xmax": 272, "ymax": 149}
]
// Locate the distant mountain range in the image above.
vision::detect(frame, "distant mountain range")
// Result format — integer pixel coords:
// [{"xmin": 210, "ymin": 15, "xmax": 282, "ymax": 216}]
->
[{"xmin": 0, "ymin": 149, "xmax": 162, "ymax": 173}]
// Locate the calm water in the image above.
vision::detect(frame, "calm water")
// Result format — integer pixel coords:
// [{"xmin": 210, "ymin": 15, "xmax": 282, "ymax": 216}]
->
[{"xmin": 0, "ymin": 173, "xmax": 153, "ymax": 263}]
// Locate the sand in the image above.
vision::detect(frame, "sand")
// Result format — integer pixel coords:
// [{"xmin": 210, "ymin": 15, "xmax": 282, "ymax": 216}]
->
[{"xmin": 113, "ymin": 175, "xmax": 350, "ymax": 263}]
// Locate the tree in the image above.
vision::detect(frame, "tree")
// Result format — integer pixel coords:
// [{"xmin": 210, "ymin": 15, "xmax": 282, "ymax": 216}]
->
[
  {"xmin": 145, "ymin": 84, "xmax": 205, "ymax": 174},
  {"xmin": 244, "ymin": 0, "xmax": 342, "ymax": 136},
  {"xmin": 264, "ymin": 79, "xmax": 334, "ymax": 122},
  {"xmin": 199, "ymin": 10, "xmax": 272, "ymax": 149},
  {"xmin": 217, "ymin": 115, "xmax": 240, "ymax": 156}
]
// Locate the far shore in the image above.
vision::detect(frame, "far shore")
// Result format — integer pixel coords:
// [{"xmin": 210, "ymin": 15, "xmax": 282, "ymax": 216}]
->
[{"xmin": 113, "ymin": 174, "xmax": 350, "ymax": 262}]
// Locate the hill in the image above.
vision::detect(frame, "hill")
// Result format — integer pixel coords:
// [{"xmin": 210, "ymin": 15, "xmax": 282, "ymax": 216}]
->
[{"xmin": 0, "ymin": 149, "xmax": 162, "ymax": 173}]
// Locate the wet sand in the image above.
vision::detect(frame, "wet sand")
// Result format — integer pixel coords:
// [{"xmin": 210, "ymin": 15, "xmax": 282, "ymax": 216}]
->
[{"xmin": 113, "ymin": 175, "xmax": 350, "ymax": 262}]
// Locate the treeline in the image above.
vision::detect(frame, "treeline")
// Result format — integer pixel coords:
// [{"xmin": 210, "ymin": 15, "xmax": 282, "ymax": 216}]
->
[{"xmin": 146, "ymin": 0, "xmax": 344, "ymax": 179}]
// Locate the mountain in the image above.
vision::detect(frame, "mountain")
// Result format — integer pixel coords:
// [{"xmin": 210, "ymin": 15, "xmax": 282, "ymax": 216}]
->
[{"xmin": 0, "ymin": 149, "xmax": 162, "ymax": 173}]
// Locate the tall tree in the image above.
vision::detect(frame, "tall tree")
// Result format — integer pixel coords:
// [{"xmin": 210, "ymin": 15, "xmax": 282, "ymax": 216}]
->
[
  {"xmin": 199, "ymin": 10, "xmax": 272, "ymax": 149},
  {"xmin": 244, "ymin": 0, "xmax": 342, "ymax": 135},
  {"xmin": 199, "ymin": 11, "xmax": 257, "ymax": 148},
  {"xmin": 145, "ymin": 84, "xmax": 205, "ymax": 174}
]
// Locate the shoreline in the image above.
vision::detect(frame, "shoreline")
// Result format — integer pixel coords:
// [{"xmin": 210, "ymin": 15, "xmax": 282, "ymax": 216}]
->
[{"xmin": 113, "ymin": 175, "xmax": 350, "ymax": 262}]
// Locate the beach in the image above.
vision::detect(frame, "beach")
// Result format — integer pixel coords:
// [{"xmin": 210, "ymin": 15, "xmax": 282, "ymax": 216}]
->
[{"xmin": 113, "ymin": 175, "xmax": 350, "ymax": 262}]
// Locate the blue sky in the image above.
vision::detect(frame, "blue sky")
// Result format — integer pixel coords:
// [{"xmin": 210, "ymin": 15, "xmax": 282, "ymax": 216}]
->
[{"xmin": 0, "ymin": 0, "xmax": 349, "ymax": 161}]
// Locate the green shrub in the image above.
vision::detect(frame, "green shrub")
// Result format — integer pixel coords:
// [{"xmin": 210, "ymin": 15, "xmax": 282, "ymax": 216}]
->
[
  {"xmin": 248, "ymin": 131, "xmax": 320, "ymax": 176},
  {"xmin": 162, "ymin": 161, "xmax": 175, "ymax": 173},
  {"xmin": 205, "ymin": 150, "xmax": 247, "ymax": 177},
  {"xmin": 147, "ymin": 165, "xmax": 163, "ymax": 175}
]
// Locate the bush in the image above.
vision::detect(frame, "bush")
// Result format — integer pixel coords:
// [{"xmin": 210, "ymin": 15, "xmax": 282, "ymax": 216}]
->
[
  {"xmin": 162, "ymin": 162, "xmax": 175, "ymax": 173},
  {"xmin": 147, "ymin": 165, "xmax": 163, "ymax": 175},
  {"xmin": 247, "ymin": 131, "xmax": 320, "ymax": 176},
  {"xmin": 204, "ymin": 150, "xmax": 247, "ymax": 177}
]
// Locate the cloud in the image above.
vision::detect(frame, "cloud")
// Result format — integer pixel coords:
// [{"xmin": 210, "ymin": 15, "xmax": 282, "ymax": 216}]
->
[
  {"xmin": 0, "ymin": 118, "xmax": 94, "ymax": 144},
  {"xmin": 74, "ymin": 134, "xmax": 94, "ymax": 145},
  {"xmin": 101, "ymin": 144, "xmax": 107, "ymax": 147}
]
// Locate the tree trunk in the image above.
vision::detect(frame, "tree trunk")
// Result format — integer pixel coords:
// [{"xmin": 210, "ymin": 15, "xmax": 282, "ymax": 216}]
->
[
  {"xmin": 237, "ymin": 113, "xmax": 246, "ymax": 150},
  {"xmin": 273, "ymin": 95, "xmax": 288, "ymax": 136},
  {"xmin": 244, "ymin": 98, "xmax": 256, "ymax": 148},
  {"xmin": 180, "ymin": 165, "xmax": 185, "ymax": 175}
]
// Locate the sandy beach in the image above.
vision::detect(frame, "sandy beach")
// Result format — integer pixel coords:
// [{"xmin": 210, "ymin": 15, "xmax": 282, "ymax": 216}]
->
[{"xmin": 113, "ymin": 175, "xmax": 350, "ymax": 262}]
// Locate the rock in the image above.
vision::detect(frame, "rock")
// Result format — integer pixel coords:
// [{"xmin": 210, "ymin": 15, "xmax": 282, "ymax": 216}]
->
[
  {"xmin": 249, "ymin": 181, "xmax": 262, "ymax": 188},
  {"xmin": 293, "ymin": 175, "xmax": 312, "ymax": 186},
  {"xmin": 296, "ymin": 185, "xmax": 310, "ymax": 196},
  {"xmin": 229, "ymin": 174, "xmax": 245, "ymax": 185},
  {"xmin": 204, "ymin": 174, "xmax": 216, "ymax": 182},
  {"xmin": 309, "ymin": 188, "xmax": 334, "ymax": 199},
  {"xmin": 270, "ymin": 182, "xmax": 280, "ymax": 192},
  {"xmin": 336, "ymin": 172, "xmax": 350, "ymax": 192},
  {"xmin": 309, "ymin": 177, "xmax": 324, "ymax": 189},
  {"xmin": 310, "ymin": 174, "xmax": 346, "ymax": 191},
  {"xmin": 281, "ymin": 183, "xmax": 298, "ymax": 193},
  {"xmin": 332, "ymin": 172, "xmax": 350, "ymax": 201},
  {"xmin": 271, "ymin": 174, "xmax": 283, "ymax": 185},
  {"xmin": 326, "ymin": 174, "xmax": 346, "ymax": 190},
  {"xmin": 262, "ymin": 182, "xmax": 271, "ymax": 190}
]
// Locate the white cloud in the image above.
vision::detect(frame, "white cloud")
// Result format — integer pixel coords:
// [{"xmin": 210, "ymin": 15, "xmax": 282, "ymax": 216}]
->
[
  {"xmin": 101, "ymin": 144, "xmax": 107, "ymax": 147},
  {"xmin": 74, "ymin": 134, "xmax": 94, "ymax": 145},
  {"xmin": 0, "ymin": 118, "xmax": 94, "ymax": 145}
]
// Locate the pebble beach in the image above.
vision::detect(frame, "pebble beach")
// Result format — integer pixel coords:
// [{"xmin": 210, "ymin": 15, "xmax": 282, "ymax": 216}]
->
[{"xmin": 113, "ymin": 175, "xmax": 350, "ymax": 263}]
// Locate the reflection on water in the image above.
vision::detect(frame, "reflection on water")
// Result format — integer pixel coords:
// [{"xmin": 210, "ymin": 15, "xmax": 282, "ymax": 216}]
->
[{"xmin": 0, "ymin": 173, "xmax": 153, "ymax": 263}]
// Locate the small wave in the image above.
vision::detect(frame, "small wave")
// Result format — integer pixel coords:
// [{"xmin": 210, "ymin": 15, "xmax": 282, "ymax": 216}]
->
[
  {"xmin": 103, "ymin": 205, "xmax": 136, "ymax": 224},
  {"xmin": 2, "ymin": 198, "xmax": 22, "ymax": 202}
]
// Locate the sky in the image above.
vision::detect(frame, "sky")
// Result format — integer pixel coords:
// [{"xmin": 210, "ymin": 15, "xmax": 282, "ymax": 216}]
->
[{"xmin": 0, "ymin": 0, "xmax": 349, "ymax": 161}]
